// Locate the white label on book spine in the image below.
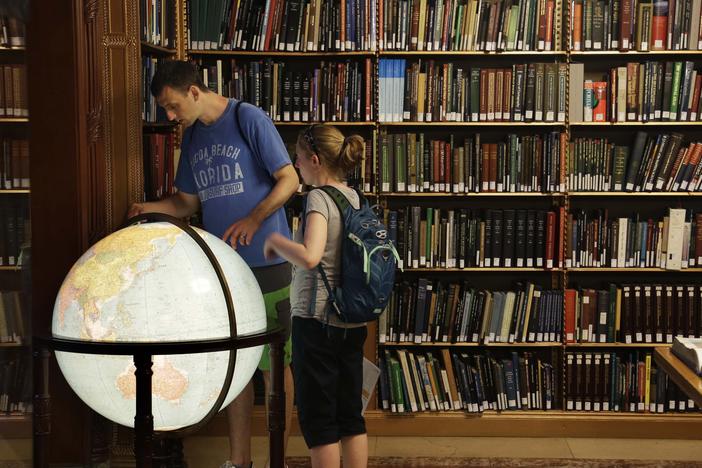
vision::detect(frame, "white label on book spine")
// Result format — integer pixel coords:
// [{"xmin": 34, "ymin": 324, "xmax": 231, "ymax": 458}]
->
[
  {"xmin": 636, "ymin": 332, "xmax": 643, "ymax": 342},
  {"xmin": 625, "ymin": 334, "xmax": 632, "ymax": 344},
  {"xmin": 525, "ymin": 110, "xmax": 533, "ymax": 119}
]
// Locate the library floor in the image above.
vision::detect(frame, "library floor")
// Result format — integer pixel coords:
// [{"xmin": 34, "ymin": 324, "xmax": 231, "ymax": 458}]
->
[
  {"xmin": 182, "ymin": 436, "xmax": 702, "ymax": 468},
  {"xmin": 2, "ymin": 436, "xmax": 702, "ymax": 466}
]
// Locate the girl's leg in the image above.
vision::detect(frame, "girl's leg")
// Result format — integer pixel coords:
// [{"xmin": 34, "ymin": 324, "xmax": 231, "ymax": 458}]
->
[
  {"xmin": 311, "ymin": 442, "xmax": 341, "ymax": 468},
  {"xmin": 341, "ymin": 433, "xmax": 368, "ymax": 468}
]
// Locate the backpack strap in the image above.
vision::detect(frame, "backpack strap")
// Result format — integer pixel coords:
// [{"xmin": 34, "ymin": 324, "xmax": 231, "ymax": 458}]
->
[
  {"xmin": 233, "ymin": 100, "xmax": 275, "ymax": 184},
  {"xmin": 318, "ymin": 185, "xmax": 367, "ymax": 214}
]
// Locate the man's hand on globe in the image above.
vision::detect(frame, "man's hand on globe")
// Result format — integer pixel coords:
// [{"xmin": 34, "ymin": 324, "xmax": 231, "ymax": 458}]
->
[{"xmin": 127, "ymin": 203, "xmax": 145, "ymax": 219}]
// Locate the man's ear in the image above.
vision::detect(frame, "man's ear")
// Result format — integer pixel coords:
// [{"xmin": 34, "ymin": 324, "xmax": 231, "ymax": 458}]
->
[{"xmin": 190, "ymin": 85, "xmax": 200, "ymax": 101}]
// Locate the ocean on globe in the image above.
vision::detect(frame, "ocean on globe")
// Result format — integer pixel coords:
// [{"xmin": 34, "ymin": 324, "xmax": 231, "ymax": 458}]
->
[{"xmin": 51, "ymin": 222, "xmax": 267, "ymax": 431}]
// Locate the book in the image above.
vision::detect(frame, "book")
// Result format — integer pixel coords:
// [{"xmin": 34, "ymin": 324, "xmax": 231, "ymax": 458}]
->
[{"xmin": 671, "ymin": 336, "xmax": 702, "ymax": 375}]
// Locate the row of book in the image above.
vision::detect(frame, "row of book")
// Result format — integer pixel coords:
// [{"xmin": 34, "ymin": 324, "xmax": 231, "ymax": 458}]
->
[
  {"xmin": 0, "ymin": 198, "xmax": 29, "ymax": 267},
  {"xmin": 379, "ymin": 349, "xmax": 557, "ymax": 413},
  {"xmin": 380, "ymin": 0, "xmax": 563, "ymax": 51},
  {"xmin": 0, "ymin": 291, "xmax": 26, "ymax": 344},
  {"xmin": 140, "ymin": 0, "xmax": 177, "ymax": 48},
  {"xmin": 565, "ymin": 284, "xmax": 702, "ymax": 345},
  {"xmin": 570, "ymin": 0, "xmax": 702, "ymax": 51},
  {"xmin": 186, "ymin": 0, "xmax": 378, "ymax": 51},
  {"xmin": 0, "ymin": 16, "xmax": 24, "ymax": 49},
  {"xmin": 379, "ymin": 132, "xmax": 566, "ymax": 193},
  {"xmin": 142, "ymin": 133, "xmax": 176, "ymax": 202},
  {"xmin": 568, "ymin": 133, "xmax": 702, "ymax": 192},
  {"xmin": 0, "ymin": 64, "xmax": 28, "ymax": 118},
  {"xmin": 565, "ymin": 207, "xmax": 700, "ymax": 269},
  {"xmin": 0, "ymin": 353, "xmax": 31, "ymax": 416},
  {"xmin": 197, "ymin": 58, "xmax": 374, "ymax": 122},
  {"xmin": 0, "ymin": 139, "xmax": 29, "ymax": 190},
  {"xmin": 571, "ymin": 62, "xmax": 702, "ymax": 123},
  {"xmin": 379, "ymin": 59, "xmax": 568, "ymax": 123},
  {"xmin": 142, "ymin": 57, "xmax": 168, "ymax": 123},
  {"xmin": 380, "ymin": 279, "xmax": 563, "ymax": 344},
  {"xmin": 565, "ymin": 351, "xmax": 698, "ymax": 413},
  {"xmin": 386, "ymin": 207, "xmax": 563, "ymax": 269}
]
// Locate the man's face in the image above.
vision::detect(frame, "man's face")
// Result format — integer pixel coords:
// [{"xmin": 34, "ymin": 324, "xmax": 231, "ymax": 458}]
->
[{"xmin": 157, "ymin": 85, "xmax": 198, "ymax": 127}]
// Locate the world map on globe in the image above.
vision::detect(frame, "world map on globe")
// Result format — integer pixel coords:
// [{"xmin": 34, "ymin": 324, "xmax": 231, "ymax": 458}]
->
[{"xmin": 52, "ymin": 222, "xmax": 267, "ymax": 430}]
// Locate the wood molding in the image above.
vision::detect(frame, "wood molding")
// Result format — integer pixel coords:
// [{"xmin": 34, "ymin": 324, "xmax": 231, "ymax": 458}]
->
[
  {"xmin": 100, "ymin": 0, "xmax": 142, "ymax": 233},
  {"xmin": 194, "ymin": 409, "xmax": 702, "ymax": 440}
]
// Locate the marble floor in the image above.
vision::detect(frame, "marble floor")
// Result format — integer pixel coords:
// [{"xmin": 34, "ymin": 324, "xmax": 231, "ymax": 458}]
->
[{"xmin": 183, "ymin": 436, "xmax": 702, "ymax": 468}]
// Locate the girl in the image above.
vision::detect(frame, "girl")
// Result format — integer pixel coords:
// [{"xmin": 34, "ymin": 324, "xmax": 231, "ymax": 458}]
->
[{"xmin": 263, "ymin": 124, "xmax": 368, "ymax": 468}]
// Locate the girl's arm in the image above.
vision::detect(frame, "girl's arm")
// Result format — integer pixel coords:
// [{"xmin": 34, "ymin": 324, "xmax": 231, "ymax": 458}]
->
[{"xmin": 264, "ymin": 212, "xmax": 328, "ymax": 270}]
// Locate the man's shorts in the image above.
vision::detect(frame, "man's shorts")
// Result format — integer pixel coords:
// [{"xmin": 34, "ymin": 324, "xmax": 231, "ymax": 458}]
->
[{"xmin": 251, "ymin": 262, "xmax": 292, "ymax": 371}]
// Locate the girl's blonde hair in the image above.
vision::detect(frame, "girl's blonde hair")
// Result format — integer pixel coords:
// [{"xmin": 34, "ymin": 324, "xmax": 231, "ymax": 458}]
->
[{"xmin": 297, "ymin": 124, "xmax": 364, "ymax": 179}]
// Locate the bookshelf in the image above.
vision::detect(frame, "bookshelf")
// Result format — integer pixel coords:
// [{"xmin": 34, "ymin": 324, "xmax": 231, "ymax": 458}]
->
[
  {"xmin": 0, "ymin": 12, "xmax": 31, "ymax": 450},
  {"xmin": 173, "ymin": 0, "xmax": 702, "ymax": 438}
]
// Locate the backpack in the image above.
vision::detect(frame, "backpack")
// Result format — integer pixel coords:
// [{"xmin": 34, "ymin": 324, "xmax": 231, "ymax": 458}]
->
[{"xmin": 305, "ymin": 186, "xmax": 400, "ymax": 323}]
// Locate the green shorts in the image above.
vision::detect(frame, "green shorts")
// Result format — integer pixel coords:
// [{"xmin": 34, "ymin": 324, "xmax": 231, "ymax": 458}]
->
[
  {"xmin": 251, "ymin": 263, "xmax": 292, "ymax": 371},
  {"xmin": 258, "ymin": 285, "xmax": 293, "ymax": 371}
]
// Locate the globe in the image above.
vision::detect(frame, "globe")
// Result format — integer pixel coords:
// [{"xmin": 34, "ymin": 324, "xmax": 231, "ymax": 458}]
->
[{"xmin": 51, "ymin": 221, "xmax": 266, "ymax": 431}]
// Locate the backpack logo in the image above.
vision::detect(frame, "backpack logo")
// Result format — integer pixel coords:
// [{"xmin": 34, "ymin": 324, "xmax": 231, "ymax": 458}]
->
[{"xmin": 375, "ymin": 230, "xmax": 388, "ymax": 240}]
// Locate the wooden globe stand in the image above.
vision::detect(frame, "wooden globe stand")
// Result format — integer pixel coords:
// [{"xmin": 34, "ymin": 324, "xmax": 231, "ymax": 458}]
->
[
  {"xmin": 34, "ymin": 214, "xmax": 287, "ymax": 467},
  {"xmin": 34, "ymin": 329, "xmax": 287, "ymax": 468}
]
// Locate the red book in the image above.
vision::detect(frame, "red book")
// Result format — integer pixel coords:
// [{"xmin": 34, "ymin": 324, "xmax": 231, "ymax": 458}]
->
[
  {"xmin": 592, "ymin": 82, "xmax": 608, "ymax": 122},
  {"xmin": 651, "ymin": 0, "xmax": 668, "ymax": 50}
]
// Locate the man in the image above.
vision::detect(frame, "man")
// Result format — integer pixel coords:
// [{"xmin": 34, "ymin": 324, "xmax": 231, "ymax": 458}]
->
[{"xmin": 128, "ymin": 60, "xmax": 297, "ymax": 468}]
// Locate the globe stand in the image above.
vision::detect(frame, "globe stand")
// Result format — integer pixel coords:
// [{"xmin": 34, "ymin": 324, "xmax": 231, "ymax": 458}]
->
[
  {"xmin": 34, "ymin": 327, "xmax": 287, "ymax": 468},
  {"xmin": 35, "ymin": 213, "xmax": 287, "ymax": 467}
]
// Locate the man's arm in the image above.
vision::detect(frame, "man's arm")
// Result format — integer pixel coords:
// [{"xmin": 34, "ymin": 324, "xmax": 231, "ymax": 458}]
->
[
  {"xmin": 222, "ymin": 163, "xmax": 298, "ymax": 248},
  {"xmin": 127, "ymin": 191, "xmax": 201, "ymax": 219}
]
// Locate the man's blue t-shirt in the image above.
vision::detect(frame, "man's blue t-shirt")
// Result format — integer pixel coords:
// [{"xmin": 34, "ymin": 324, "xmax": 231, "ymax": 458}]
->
[{"xmin": 175, "ymin": 99, "xmax": 292, "ymax": 267}]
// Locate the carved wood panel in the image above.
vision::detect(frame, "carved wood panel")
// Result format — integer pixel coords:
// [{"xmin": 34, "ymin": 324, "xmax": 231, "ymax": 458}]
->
[{"xmin": 100, "ymin": 0, "xmax": 143, "ymax": 234}]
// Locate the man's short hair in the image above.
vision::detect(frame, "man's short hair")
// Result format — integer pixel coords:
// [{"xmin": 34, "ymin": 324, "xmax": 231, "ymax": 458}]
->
[{"xmin": 150, "ymin": 60, "xmax": 208, "ymax": 97}]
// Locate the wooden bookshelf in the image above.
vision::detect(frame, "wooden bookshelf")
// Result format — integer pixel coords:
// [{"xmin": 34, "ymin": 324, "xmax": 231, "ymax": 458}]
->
[
  {"xmin": 379, "ymin": 51, "xmax": 567, "ymax": 56},
  {"xmin": 142, "ymin": 120, "xmax": 178, "ymax": 129},
  {"xmin": 568, "ymin": 268, "xmax": 702, "ymax": 273},
  {"xmin": 570, "ymin": 50, "xmax": 702, "ymax": 56},
  {"xmin": 274, "ymin": 121, "xmax": 376, "ymax": 126},
  {"xmin": 0, "ymin": 266, "xmax": 22, "ymax": 272},
  {"xmin": 140, "ymin": 41, "xmax": 178, "ymax": 56},
  {"xmin": 0, "ymin": 117, "xmax": 28, "ymax": 123},
  {"xmin": 0, "ymin": 342, "xmax": 26, "ymax": 348},
  {"xmin": 188, "ymin": 50, "xmax": 374, "ymax": 57},
  {"xmin": 571, "ymin": 121, "xmax": 702, "ymax": 126},
  {"xmin": 654, "ymin": 348, "xmax": 702, "ymax": 407},
  {"xmin": 381, "ymin": 342, "xmax": 561, "ymax": 347},
  {"xmin": 381, "ymin": 121, "xmax": 566, "ymax": 127},
  {"xmin": 0, "ymin": 415, "xmax": 31, "ymax": 438},
  {"xmin": 0, "ymin": 189, "xmax": 30, "ymax": 194},
  {"xmin": 382, "ymin": 192, "xmax": 565, "ymax": 197},
  {"xmin": 568, "ymin": 192, "xmax": 702, "ymax": 197},
  {"xmin": 567, "ymin": 343, "xmax": 673, "ymax": 348},
  {"xmin": 402, "ymin": 267, "xmax": 562, "ymax": 273}
]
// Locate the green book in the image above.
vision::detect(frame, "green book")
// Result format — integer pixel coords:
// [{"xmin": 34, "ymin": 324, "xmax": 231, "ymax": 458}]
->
[
  {"xmin": 669, "ymin": 61, "xmax": 683, "ymax": 120},
  {"xmin": 470, "ymin": 68, "xmax": 480, "ymax": 120}
]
